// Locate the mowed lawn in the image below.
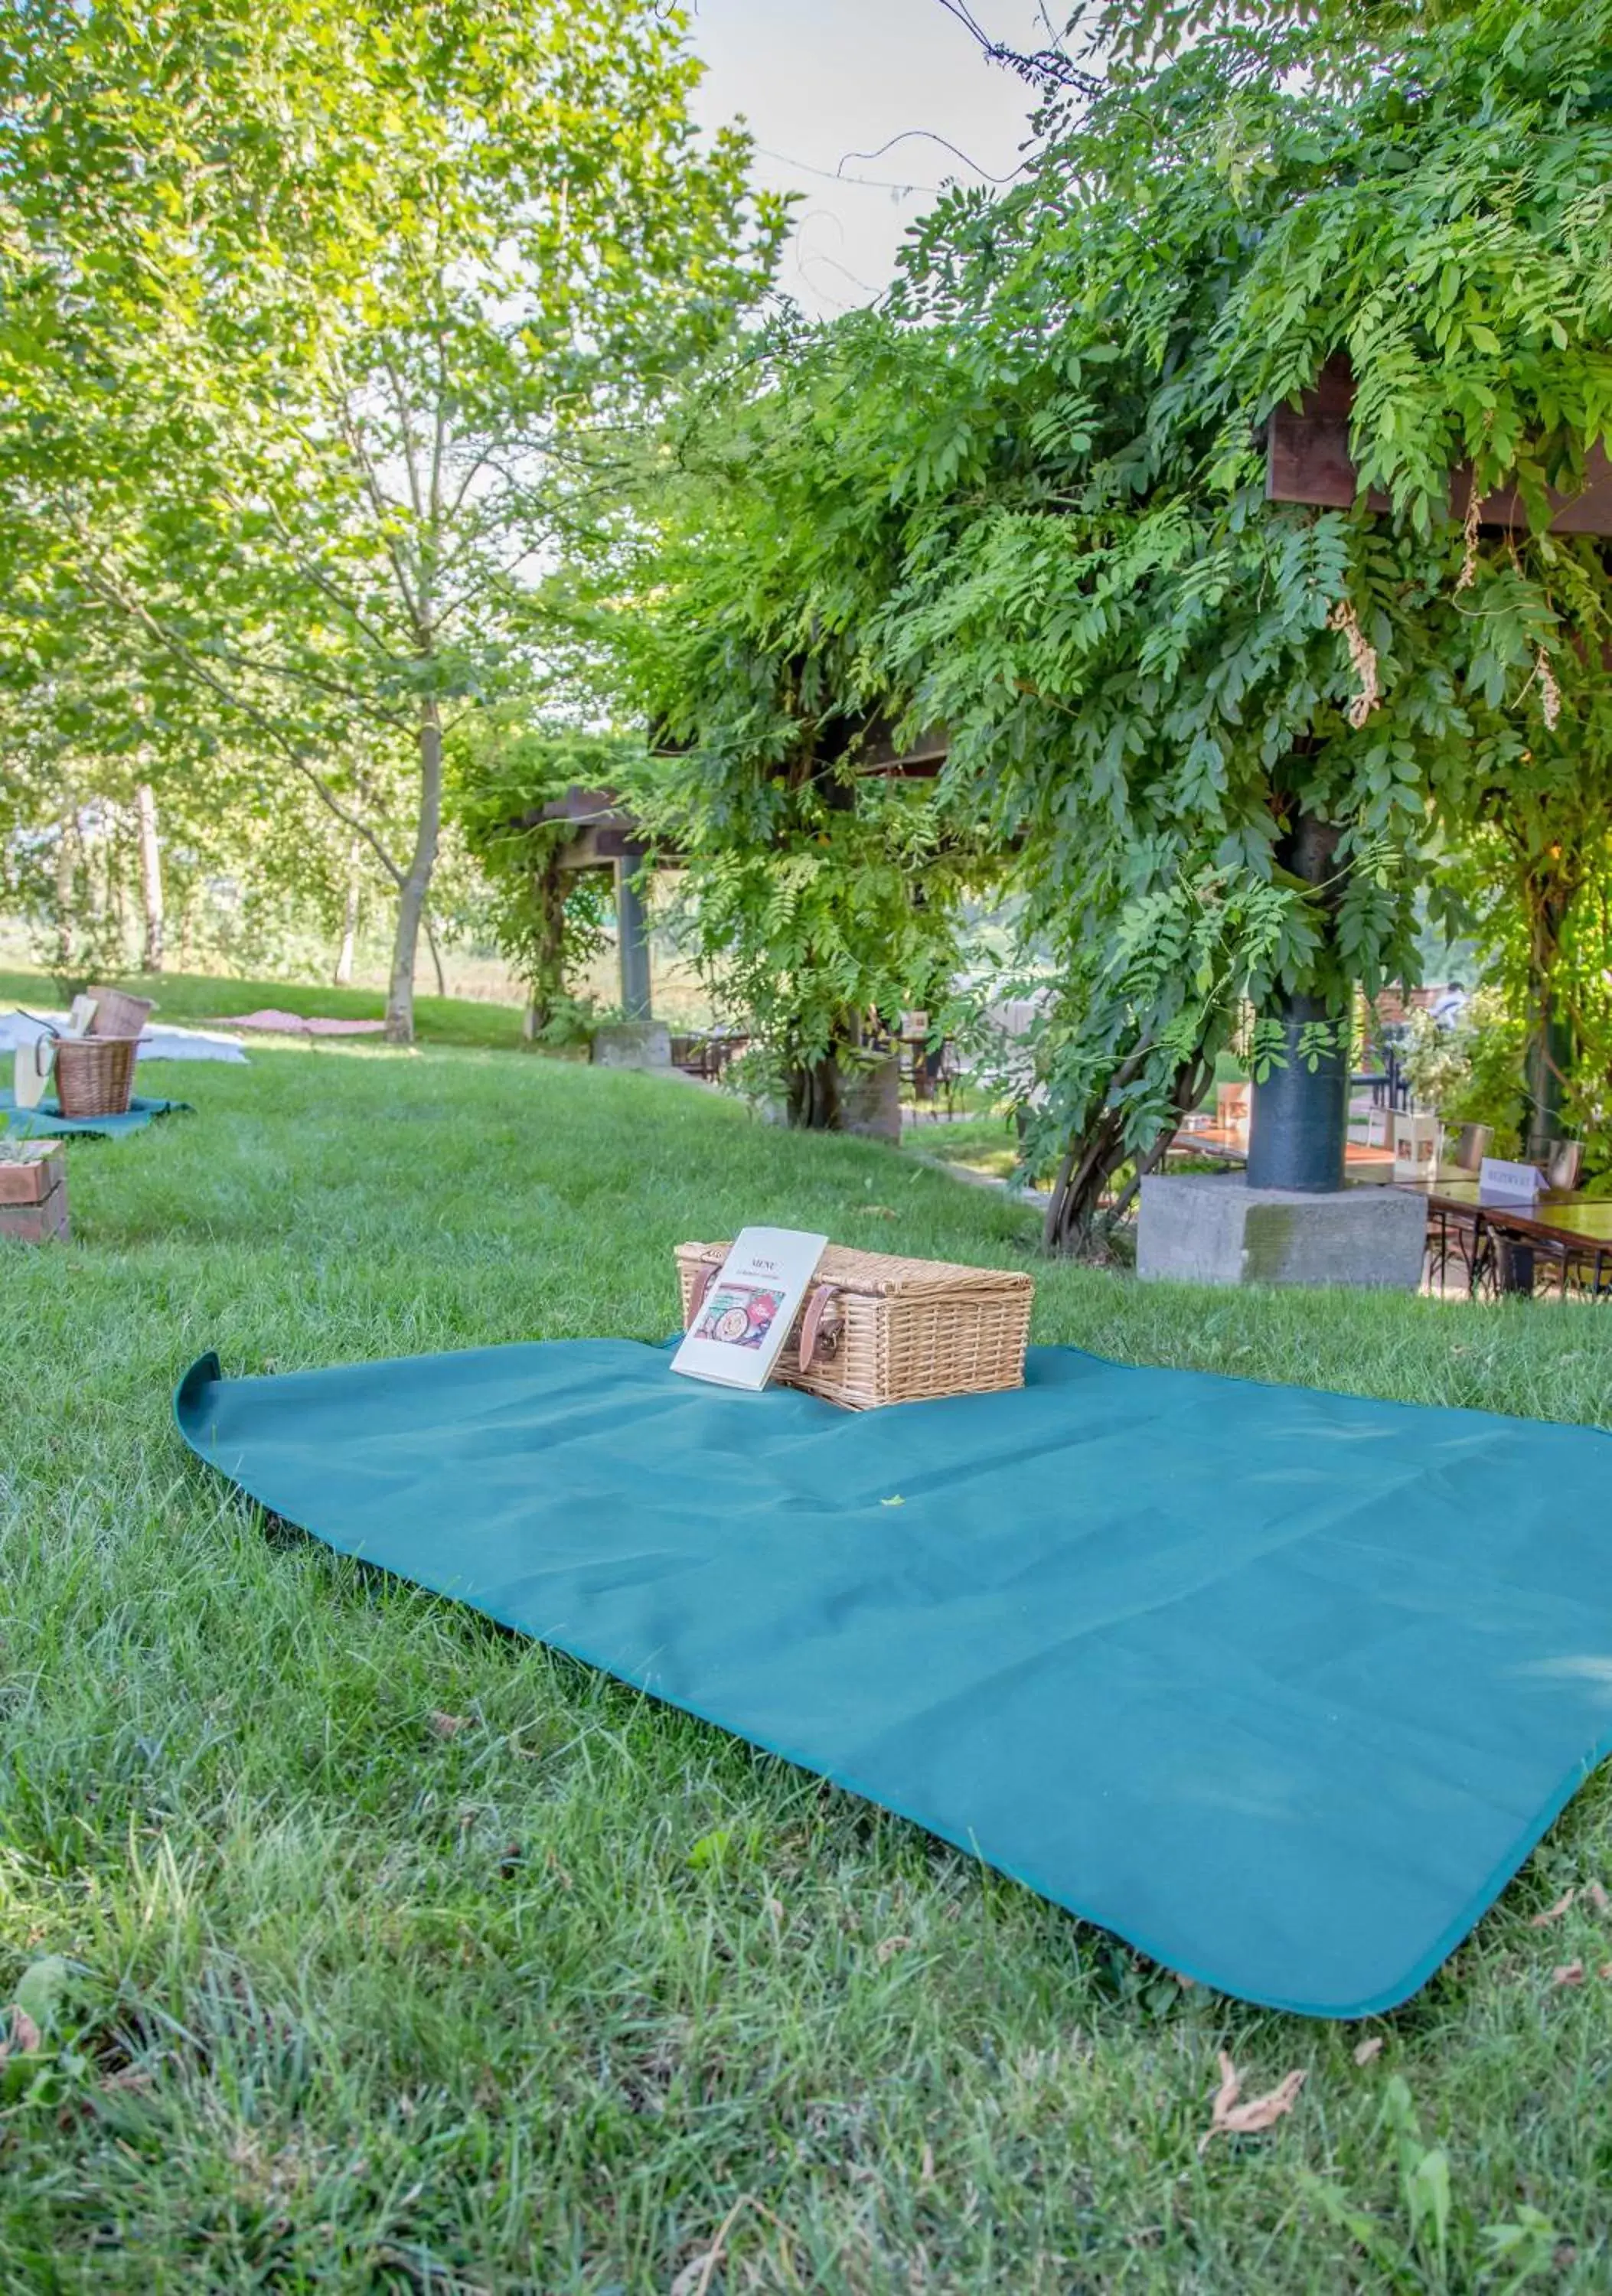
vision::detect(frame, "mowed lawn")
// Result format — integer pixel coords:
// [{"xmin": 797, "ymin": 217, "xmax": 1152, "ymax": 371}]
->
[{"xmin": 4, "ymin": 1032, "xmax": 1612, "ymax": 2294}]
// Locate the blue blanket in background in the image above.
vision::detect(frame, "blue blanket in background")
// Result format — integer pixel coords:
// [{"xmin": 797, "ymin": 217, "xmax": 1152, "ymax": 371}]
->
[{"xmin": 175, "ymin": 1338, "xmax": 1612, "ymax": 2017}]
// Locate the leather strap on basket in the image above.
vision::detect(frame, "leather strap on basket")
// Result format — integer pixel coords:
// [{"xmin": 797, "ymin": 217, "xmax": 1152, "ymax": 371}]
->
[
  {"xmin": 687, "ymin": 1258, "xmax": 723, "ymax": 1322},
  {"xmin": 798, "ymin": 1283, "xmax": 837, "ymax": 1369}
]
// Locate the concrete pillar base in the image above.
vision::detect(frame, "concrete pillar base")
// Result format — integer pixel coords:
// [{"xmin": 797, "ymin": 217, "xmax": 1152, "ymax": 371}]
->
[
  {"xmin": 1137, "ymin": 1172, "xmax": 1426, "ymax": 1290},
  {"xmin": 590, "ymin": 1021, "xmax": 671, "ymax": 1071},
  {"xmin": 840, "ymin": 1055, "xmax": 902, "ymax": 1143}
]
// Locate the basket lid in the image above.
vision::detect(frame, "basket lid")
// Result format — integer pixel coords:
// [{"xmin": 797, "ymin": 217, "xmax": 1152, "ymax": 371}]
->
[{"xmin": 674, "ymin": 1239, "xmax": 1033, "ymax": 1300}]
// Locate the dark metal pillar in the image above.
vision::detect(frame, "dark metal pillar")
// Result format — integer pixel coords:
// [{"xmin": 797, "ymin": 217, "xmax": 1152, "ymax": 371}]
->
[
  {"xmin": 1523, "ymin": 1000, "xmax": 1572, "ymax": 1163},
  {"xmin": 1245, "ymin": 991, "xmax": 1349, "ymax": 1192},
  {"xmin": 615, "ymin": 857, "xmax": 652, "ymax": 1020}
]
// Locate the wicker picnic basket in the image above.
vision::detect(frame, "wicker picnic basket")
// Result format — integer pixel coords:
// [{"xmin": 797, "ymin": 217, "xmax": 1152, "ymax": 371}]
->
[
  {"xmin": 675, "ymin": 1240, "xmax": 1034, "ymax": 1411},
  {"xmin": 85, "ymin": 985, "xmax": 155, "ymax": 1039},
  {"xmin": 53, "ymin": 1034, "xmax": 139, "ymax": 1119}
]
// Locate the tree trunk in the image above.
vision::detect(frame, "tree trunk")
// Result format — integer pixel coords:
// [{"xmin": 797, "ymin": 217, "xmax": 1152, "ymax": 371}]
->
[
  {"xmin": 520, "ymin": 853, "xmax": 569, "ymax": 1045},
  {"xmin": 786, "ymin": 1054, "xmax": 844, "ymax": 1130},
  {"xmin": 106, "ymin": 807, "xmax": 127, "ymax": 953},
  {"xmin": 53, "ymin": 814, "xmax": 77, "ymax": 983},
  {"xmin": 332, "ymin": 837, "xmax": 361, "ymax": 987},
  {"xmin": 1043, "ymin": 1053, "xmax": 1209, "ymax": 1256},
  {"xmin": 425, "ymin": 913, "xmax": 447, "ymax": 999},
  {"xmin": 384, "ymin": 699, "xmax": 443, "ymax": 1045},
  {"xmin": 135, "ymin": 781, "xmax": 165, "ymax": 974}
]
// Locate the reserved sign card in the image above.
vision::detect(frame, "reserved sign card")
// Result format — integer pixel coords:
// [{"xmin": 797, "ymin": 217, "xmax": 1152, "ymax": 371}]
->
[
  {"xmin": 671, "ymin": 1226, "xmax": 828, "ymax": 1392},
  {"xmin": 1479, "ymin": 1156, "xmax": 1543, "ymax": 1203}
]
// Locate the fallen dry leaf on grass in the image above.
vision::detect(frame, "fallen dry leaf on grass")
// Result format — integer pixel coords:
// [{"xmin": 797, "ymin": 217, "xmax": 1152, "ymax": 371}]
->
[
  {"xmin": 1206, "ymin": 2053, "xmax": 1240, "ymax": 2126},
  {"xmin": 100, "ymin": 2067, "xmax": 154, "ymax": 2096},
  {"xmin": 856, "ymin": 1204, "xmax": 899, "ymax": 1219},
  {"xmin": 1353, "ymin": 2037, "xmax": 1384, "ymax": 2066},
  {"xmin": 919, "ymin": 2141, "xmax": 935, "ymax": 2187},
  {"xmin": 669, "ymin": 2193, "xmax": 794, "ymax": 2296},
  {"xmin": 1199, "ymin": 2051, "xmax": 1307, "ymax": 2151},
  {"xmin": 429, "ymin": 1711, "xmax": 472, "ymax": 1738},
  {"xmin": 1531, "ymin": 1889, "xmax": 1576, "ymax": 1927},
  {"xmin": 1600, "ymin": 1962, "xmax": 1612, "ymax": 1981},
  {"xmin": 876, "ymin": 1934, "xmax": 914, "ymax": 1965},
  {"xmin": 1551, "ymin": 1961, "xmax": 1585, "ymax": 1988},
  {"xmin": 1588, "ymin": 1880, "xmax": 1610, "ymax": 1916},
  {"xmin": 2, "ymin": 2007, "xmax": 41, "ymax": 2058}
]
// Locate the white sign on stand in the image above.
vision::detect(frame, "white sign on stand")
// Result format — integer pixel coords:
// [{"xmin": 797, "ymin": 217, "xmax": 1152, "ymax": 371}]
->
[
  {"xmin": 13, "ymin": 1038, "xmax": 54, "ymax": 1110},
  {"xmin": 1392, "ymin": 1112, "xmax": 1441, "ymax": 1182},
  {"xmin": 1478, "ymin": 1156, "xmax": 1544, "ymax": 1203}
]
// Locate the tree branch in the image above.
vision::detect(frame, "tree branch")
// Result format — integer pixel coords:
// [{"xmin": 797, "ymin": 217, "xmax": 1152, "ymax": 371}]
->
[
  {"xmin": 242, "ymin": 479, "xmax": 416, "ymax": 665},
  {"xmin": 328, "ymin": 391, "xmax": 427, "ymax": 637},
  {"xmin": 73, "ymin": 546, "xmax": 408, "ymax": 889},
  {"xmin": 383, "ymin": 351, "xmax": 426, "ymax": 524}
]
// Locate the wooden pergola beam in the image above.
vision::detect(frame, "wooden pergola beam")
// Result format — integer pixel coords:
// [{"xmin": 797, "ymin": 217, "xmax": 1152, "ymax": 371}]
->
[
  {"xmin": 1267, "ymin": 354, "xmax": 1612, "ymax": 533},
  {"xmin": 504, "ymin": 785, "xmax": 655, "ymax": 872},
  {"xmin": 857, "ymin": 719, "xmax": 949, "ymax": 779}
]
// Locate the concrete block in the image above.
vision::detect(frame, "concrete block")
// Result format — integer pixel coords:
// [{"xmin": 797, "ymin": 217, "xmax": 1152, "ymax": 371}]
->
[
  {"xmin": 590, "ymin": 1021, "xmax": 671, "ymax": 1071},
  {"xmin": 1138, "ymin": 1171, "xmax": 1426, "ymax": 1290},
  {"xmin": 840, "ymin": 1055, "xmax": 902, "ymax": 1143}
]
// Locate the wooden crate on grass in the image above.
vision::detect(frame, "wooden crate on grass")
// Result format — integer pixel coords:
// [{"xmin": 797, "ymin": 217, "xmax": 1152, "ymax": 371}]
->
[
  {"xmin": 0, "ymin": 1143, "xmax": 70, "ymax": 1243},
  {"xmin": 85, "ymin": 984, "xmax": 155, "ymax": 1039}
]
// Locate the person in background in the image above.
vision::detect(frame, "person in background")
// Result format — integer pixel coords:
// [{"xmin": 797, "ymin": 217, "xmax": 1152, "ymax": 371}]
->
[{"xmin": 1431, "ymin": 979, "xmax": 1469, "ymax": 1026}]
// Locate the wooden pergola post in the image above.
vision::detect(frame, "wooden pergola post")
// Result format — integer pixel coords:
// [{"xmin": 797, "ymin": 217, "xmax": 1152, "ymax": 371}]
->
[{"xmin": 615, "ymin": 857, "xmax": 652, "ymax": 1021}]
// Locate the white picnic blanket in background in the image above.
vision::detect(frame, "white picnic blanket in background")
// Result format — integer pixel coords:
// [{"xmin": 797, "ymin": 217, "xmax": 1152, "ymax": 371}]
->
[{"xmin": 0, "ymin": 1009, "xmax": 250, "ymax": 1065}]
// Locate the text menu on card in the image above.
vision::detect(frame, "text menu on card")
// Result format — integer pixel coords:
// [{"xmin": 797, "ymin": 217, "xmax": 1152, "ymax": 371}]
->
[{"xmin": 671, "ymin": 1227, "xmax": 828, "ymax": 1391}]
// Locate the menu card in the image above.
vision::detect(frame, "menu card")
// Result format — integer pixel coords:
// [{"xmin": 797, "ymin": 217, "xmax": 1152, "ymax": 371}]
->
[
  {"xmin": 671, "ymin": 1227, "xmax": 828, "ymax": 1392},
  {"xmin": 13, "ymin": 1039, "xmax": 53, "ymax": 1109}
]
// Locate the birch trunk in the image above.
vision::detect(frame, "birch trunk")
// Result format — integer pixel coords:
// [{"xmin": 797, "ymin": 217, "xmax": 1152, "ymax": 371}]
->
[
  {"xmin": 384, "ymin": 699, "xmax": 443, "ymax": 1045},
  {"xmin": 135, "ymin": 781, "xmax": 165, "ymax": 973},
  {"xmin": 333, "ymin": 837, "xmax": 361, "ymax": 986},
  {"xmin": 54, "ymin": 814, "xmax": 76, "ymax": 980}
]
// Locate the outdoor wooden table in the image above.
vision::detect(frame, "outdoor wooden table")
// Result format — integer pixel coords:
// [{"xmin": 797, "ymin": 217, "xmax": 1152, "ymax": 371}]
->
[
  {"xmin": 1409, "ymin": 1178, "xmax": 1612, "ymax": 1299},
  {"xmin": 1169, "ymin": 1123, "xmax": 1397, "ymax": 1176}
]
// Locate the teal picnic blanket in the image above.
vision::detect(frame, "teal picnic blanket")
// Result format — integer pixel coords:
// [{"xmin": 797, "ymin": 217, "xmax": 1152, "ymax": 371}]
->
[
  {"xmin": 175, "ymin": 1339, "xmax": 1612, "ymax": 2018},
  {"xmin": 2, "ymin": 1091, "xmax": 188, "ymax": 1139}
]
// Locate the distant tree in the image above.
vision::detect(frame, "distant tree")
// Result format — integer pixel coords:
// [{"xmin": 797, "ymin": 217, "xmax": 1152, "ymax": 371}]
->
[{"xmin": 0, "ymin": 0, "xmax": 785, "ymax": 1038}]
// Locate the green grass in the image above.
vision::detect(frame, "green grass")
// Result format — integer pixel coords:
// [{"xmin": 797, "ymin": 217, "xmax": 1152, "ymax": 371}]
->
[
  {"xmin": 4, "ymin": 1035, "xmax": 1612, "ymax": 2291},
  {"xmin": 903, "ymin": 1107, "xmax": 1034, "ymax": 1185},
  {"xmin": 0, "ymin": 962, "xmax": 527, "ymax": 1052}
]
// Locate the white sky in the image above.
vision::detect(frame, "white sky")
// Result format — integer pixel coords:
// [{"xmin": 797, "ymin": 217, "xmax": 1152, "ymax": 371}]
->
[{"xmin": 687, "ymin": 0, "xmax": 1052, "ymax": 316}]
